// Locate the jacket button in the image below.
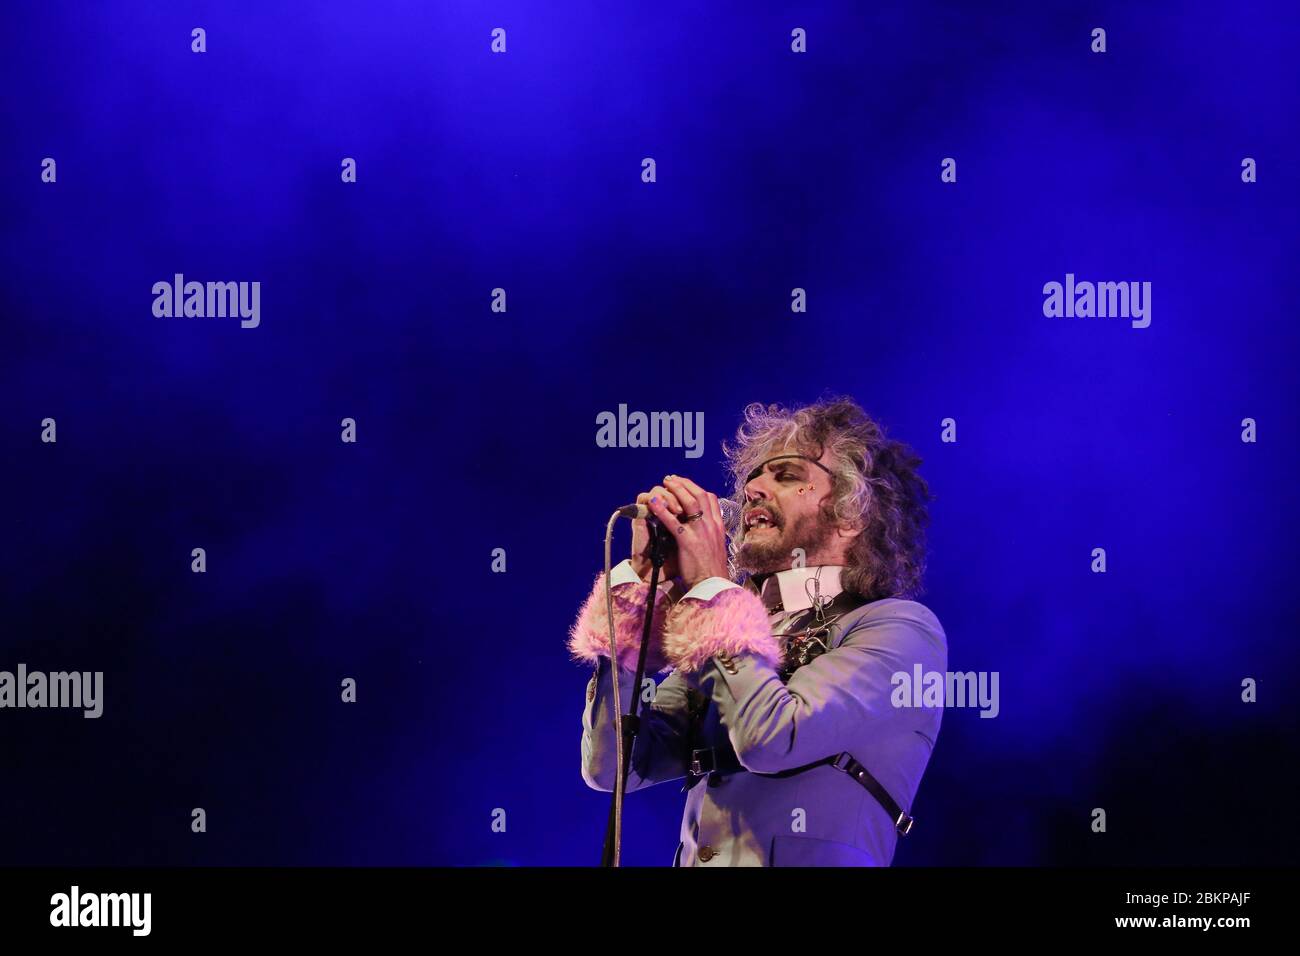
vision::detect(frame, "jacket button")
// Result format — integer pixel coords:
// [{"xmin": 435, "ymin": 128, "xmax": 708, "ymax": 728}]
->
[{"xmin": 697, "ymin": 844, "xmax": 716, "ymax": 863}]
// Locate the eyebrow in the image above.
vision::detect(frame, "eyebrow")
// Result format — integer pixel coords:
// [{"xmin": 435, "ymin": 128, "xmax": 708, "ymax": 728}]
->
[
  {"xmin": 745, "ymin": 454, "xmax": 832, "ymax": 484},
  {"xmin": 771, "ymin": 459, "xmax": 808, "ymax": 476}
]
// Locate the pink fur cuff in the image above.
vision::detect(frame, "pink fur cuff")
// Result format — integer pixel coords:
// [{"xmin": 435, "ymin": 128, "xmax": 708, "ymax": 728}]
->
[
  {"xmin": 567, "ymin": 571, "xmax": 671, "ymax": 674},
  {"xmin": 662, "ymin": 586, "xmax": 781, "ymax": 674}
]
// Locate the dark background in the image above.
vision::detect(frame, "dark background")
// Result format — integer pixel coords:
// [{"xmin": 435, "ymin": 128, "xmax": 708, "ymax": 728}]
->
[{"xmin": 2, "ymin": 1, "xmax": 1297, "ymax": 865}]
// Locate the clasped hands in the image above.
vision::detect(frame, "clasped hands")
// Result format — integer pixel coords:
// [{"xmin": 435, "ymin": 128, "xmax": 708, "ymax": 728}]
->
[{"xmin": 628, "ymin": 475, "xmax": 730, "ymax": 590}]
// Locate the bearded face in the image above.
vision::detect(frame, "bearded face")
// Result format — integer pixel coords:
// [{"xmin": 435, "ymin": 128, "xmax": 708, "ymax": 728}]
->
[{"xmin": 734, "ymin": 451, "xmax": 841, "ymax": 574}]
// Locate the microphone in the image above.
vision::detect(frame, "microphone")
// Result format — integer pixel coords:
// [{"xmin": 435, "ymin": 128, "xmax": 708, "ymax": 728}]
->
[{"xmin": 617, "ymin": 498, "xmax": 742, "ymax": 528}]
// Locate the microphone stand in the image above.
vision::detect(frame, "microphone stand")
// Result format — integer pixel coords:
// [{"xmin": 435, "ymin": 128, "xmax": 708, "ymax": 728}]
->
[{"xmin": 601, "ymin": 518, "xmax": 673, "ymax": 867}]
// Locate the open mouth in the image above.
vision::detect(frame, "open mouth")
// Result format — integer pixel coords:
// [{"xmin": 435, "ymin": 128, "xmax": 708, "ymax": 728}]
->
[{"xmin": 743, "ymin": 508, "xmax": 778, "ymax": 533}]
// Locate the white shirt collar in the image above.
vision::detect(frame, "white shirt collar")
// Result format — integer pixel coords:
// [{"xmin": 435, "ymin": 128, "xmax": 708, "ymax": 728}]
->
[{"xmin": 754, "ymin": 566, "xmax": 845, "ymax": 615}]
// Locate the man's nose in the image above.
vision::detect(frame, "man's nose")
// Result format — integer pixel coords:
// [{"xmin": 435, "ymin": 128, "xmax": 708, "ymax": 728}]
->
[{"xmin": 744, "ymin": 475, "xmax": 771, "ymax": 503}]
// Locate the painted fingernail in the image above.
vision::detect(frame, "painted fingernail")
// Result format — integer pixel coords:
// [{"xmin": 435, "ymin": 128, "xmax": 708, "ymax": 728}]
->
[{"xmin": 650, "ymin": 496, "xmax": 659, "ymax": 504}]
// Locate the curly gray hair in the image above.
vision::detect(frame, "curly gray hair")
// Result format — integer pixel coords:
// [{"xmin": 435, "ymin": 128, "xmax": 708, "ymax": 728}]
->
[{"xmin": 722, "ymin": 396, "xmax": 933, "ymax": 600}]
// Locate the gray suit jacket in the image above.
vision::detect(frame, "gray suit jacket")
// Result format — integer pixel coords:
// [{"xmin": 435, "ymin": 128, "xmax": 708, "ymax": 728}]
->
[{"xmin": 580, "ymin": 596, "xmax": 947, "ymax": 866}]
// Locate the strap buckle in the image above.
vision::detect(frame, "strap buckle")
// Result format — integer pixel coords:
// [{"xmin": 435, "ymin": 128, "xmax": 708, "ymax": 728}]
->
[
  {"xmin": 689, "ymin": 748, "xmax": 716, "ymax": 777},
  {"xmin": 829, "ymin": 752, "xmax": 915, "ymax": 836}
]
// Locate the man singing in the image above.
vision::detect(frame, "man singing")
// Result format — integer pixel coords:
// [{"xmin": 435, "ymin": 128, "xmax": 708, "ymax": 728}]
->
[{"xmin": 567, "ymin": 397, "xmax": 947, "ymax": 866}]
